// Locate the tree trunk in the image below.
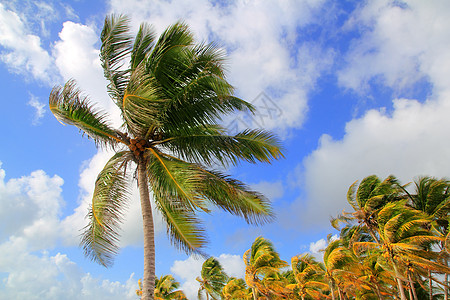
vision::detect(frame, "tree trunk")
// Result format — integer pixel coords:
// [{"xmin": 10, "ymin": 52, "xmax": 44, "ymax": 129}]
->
[
  {"xmin": 429, "ymin": 270, "xmax": 433, "ymax": 300},
  {"xmin": 408, "ymin": 271, "xmax": 418, "ymax": 300},
  {"xmin": 392, "ymin": 262, "xmax": 407, "ymax": 300},
  {"xmin": 252, "ymin": 287, "xmax": 258, "ymax": 300},
  {"xmin": 374, "ymin": 282, "xmax": 384, "ymax": 300},
  {"xmin": 329, "ymin": 279, "xmax": 336, "ymax": 300},
  {"xmin": 138, "ymin": 160, "xmax": 156, "ymax": 300},
  {"xmin": 445, "ymin": 272, "xmax": 449, "ymax": 300}
]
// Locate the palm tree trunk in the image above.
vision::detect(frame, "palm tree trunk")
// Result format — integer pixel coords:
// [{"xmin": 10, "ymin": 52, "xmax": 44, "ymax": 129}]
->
[
  {"xmin": 374, "ymin": 282, "xmax": 384, "ymax": 300},
  {"xmin": 252, "ymin": 287, "xmax": 258, "ymax": 300},
  {"xmin": 445, "ymin": 272, "xmax": 449, "ymax": 300},
  {"xmin": 408, "ymin": 271, "xmax": 418, "ymax": 300},
  {"xmin": 428, "ymin": 270, "xmax": 433, "ymax": 300},
  {"xmin": 445, "ymin": 255, "xmax": 449, "ymax": 300},
  {"xmin": 329, "ymin": 279, "xmax": 336, "ymax": 300},
  {"xmin": 138, "ymin": 160, "xmax": 156, "ymax": 300},
  {"xmin": 392, "ymin": 262, "xmax": 407, "ymax": 300}
]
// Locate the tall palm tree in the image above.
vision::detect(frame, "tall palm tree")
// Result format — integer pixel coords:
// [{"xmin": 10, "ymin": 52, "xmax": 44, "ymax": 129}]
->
[
  {"xmin": 197, "ymin": 257, "xmax": 228, "ymax": 300},
  {"xmin": 49, "ymin": 15, "xmax": 282, "ymax": 300},
  {"xmin": 244, "ymin": 236, "xmax": 288, "ymax": 299}
]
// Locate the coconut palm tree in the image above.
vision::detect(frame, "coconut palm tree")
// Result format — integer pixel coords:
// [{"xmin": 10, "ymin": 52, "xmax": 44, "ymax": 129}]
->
[
  {"xmin": 404, "ymin": 176, "xmax": 450, "ymax": 299},
  {"xmin": 155, "ymin": 275, "xmax": 187, "ymax": 300},
  {"xmin": 286, "ymin": 254, "xmax": 328, "ymax": 300},
  {"xmin": 223, "ymin": 277, "xmax": 250, "ymax": 300},
  {"xmin": 353, "ymin": 200, "xmax": 450, "ymax": 300},
  {"xmin": 244, "ymin": 236, "xmax": 288, "ymax": 299},
  {"xmin": 331, "ymin": 175, "xmax": 402, "ymax": 244},
  {"xmin": 49, "ymin": 15, "xmax": 283, "ymax": 300},
  {"xmin": 197, "ymin": 257, "xmax": 228, "ymax": 300}
]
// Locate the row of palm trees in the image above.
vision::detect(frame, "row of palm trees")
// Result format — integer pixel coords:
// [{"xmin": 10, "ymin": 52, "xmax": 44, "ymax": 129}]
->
[{"xmin": 139, "ymin": 175, "xmax": 450, "ymax": 299}]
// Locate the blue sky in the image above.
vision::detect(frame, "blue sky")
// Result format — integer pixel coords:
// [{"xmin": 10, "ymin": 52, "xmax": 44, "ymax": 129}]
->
[{"xmin": 1, "ymin": 0, "xmax": 450, "ymax": 298}]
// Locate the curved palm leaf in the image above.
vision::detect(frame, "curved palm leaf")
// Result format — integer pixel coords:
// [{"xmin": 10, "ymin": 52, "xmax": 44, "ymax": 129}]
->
[
  {"xmin": 49, "ymin": 80, "xmax": 123, "ymax": 148},
  {"xmin": 80, "ymin": 151, "xmax": 133, "ymax": 266},
  {"xmin": 100, "ymin": 14, "xmax": 133, "ymax": 107}
]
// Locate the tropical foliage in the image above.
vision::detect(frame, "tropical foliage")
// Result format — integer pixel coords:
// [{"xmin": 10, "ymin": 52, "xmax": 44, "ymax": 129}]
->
[{"xmin": 136, "ymin": 175, "xmax": 450, "ymax": 299}]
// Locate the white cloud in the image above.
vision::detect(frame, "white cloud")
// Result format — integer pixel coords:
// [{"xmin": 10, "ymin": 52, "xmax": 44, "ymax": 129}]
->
[
  {"xmin": 0, "ymin": 3, "xmax": 56, "ymax": 82},
  {"xmin": 0, "ymin": 163, "xmax": 137, "ymax": 299},
  {"xmin": 338, "ymin": 0, "xmax": 450, "ymax": 95},
  {"xmin": 28, "ymin": 94, "xmax": 46, "ymax": 125},
  {"xmin": 107, "ymin": 0, "xmax": 332, "ymax": 132},
  {"xmin": 171, "ymin": 253, "xmax": 245, "ymax": 299}
]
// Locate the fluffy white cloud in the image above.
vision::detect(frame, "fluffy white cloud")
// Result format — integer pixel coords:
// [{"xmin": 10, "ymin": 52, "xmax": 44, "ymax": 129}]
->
[
  {"xmin": 0, "ymin": 163, "xmax": 63, "ymax": 250},
  {"xmin": 0, "ymin": 163, "xmax": 137, "ymax": 299},
  {"xmin": 251, "ymin": 180, "xmax": 284, "ymax": 202},
  {"xmin": 0, "ymin": 3, "xmax": 56, "ymax": 82},
  {"xmin": 107, "ymin": 0, "xmax": 332, "ymax": 132},
  {"xmin": 296, "ymin": 0, "xmax": 450, "ymax": 230},
  {"xmin": 338, "ymin": 0, "xmax": 450, "ymax": 95},
  {"xmin": 171, "ymin": 253, "xmax": 245, "ymax": 299}
]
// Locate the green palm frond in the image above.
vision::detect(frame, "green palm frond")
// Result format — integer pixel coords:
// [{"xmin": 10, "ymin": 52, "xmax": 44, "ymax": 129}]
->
[
  {"xmin": 153, "ymin": 192, "xmax": 207, "ymax": 255},
  {"xmin": 162, "ymin": 127, "xmax": 283, "ymax": 167},
  {"xmin": 130, "ymin": 22, "xmax": 156, "ymax": 71},
  {"xmin": 100, "ymin": 14, "xmax": 133, "ymax": 107},
  {"xmin": 146, "ymin": 148, "xmax": 209, "ymax": 212},
  {"xmin": 80, "ymin": 151, "xmax": 132, "ymax": 267},
  {"xmin": 123, "ymin": 65, "xmax": 166, "ymax": 137},
  {"xmin": 49, "ymin": 80, "xmax": 123, "ymax": 148},
  {"xmin": 147, "ymin": 21, "xmax": 193, "ymax": 86}
]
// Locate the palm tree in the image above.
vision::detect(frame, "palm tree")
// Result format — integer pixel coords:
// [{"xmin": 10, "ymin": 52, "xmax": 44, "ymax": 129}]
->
[
  {"xmin": 155, "ymin": 275, "xmax": 187, "ymax": 300},
  {"xmin": 353, "ymin": 200, "xmax": 450, "ymax": 300},
  {"xmin": 331, "ymin": 175, "xmax": 402, "ymax": 244},
  {"xmin": 49, "ymin": 15, "xmax": 283, "ymax": 300},
  {"xmin": 197, "ymin": 257, "xmax": 228, "ymax": 300},
  {"xmin": 223, "ymin": 277, "xmax": 250, "ymax": 300},
  {"xmin": 286, "ymin": 254, "xmax": 328, "ymax": 300},
  {"xmin": 405, "ymin": 176, "xmax": 450, "ymax": 299},
  {"xmin": 244, "ymin": 236, "xmax": 288, "ymax": 299}
]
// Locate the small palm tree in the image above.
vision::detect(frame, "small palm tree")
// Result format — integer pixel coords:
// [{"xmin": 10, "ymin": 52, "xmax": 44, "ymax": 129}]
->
[
  {"xmin": 286, "ymin": 254, "xmax": 328, "ymax": 300},
  {"xmin": 223, "ymin": 277, "xmax": 250, "ymax": 300},
  {"xmin": 155, "ymin": 275, "xmax": 187, "ymax": 300},
  {"xmin": 197, "ymin": 257, "xmax": 228, "ymax": 300},
  {"xmin": 49, "ymin": 15, "xmax": 282, "ymax": 300},
  {"xmin": 243, "ymin": 236, "xmax": 288, "ymax": 299}
]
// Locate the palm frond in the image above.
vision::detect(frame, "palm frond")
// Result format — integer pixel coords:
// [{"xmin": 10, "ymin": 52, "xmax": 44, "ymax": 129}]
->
[
  {"xmin": 162, "ymin": 127, "xmax": 283, "ymax": 167},
  {"xmin": 123, "ymin": 65, "xmax": 166, "ymax": 137},
  {"xmin": 49, "ymin": 80, "xmax": 123, "ymax": 148},
  {"xmin": 100, "ymin": 14, "xmax": 133, "ymax": 107},
  {"xmin": 80, "ymin": 151, "xmax": 133, "ymax": 266},
  {"xmin": 130, "ymin": 22, "xmax": 156, "ymax": 71},
  {"xmin": 153, "ymin": 192, "xmax": 207, "ymax": 255}
]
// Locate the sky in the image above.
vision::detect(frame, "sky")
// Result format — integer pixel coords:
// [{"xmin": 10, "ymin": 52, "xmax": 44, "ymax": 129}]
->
[{"xmin": 1, "ymin": 0, "xmax": 450, "ymax": 298}]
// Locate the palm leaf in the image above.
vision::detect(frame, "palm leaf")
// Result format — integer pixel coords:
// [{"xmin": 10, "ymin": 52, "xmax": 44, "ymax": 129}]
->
[
  {"xmin": 49, "ymin": 80, "xmax": 122, "ymax": 148},
  {"xmin": 162, "ymin": 127, "xmax": 283, "ymax": 166},
  {"xmin": 100, "ymin": 14, "xmax": 133, "ymax": 107},
  {"xmin": 130, "ymin": 22, "xmax": 156, "ymax": 71},
  {"xmin": 80, "ymin": 151, "xmax": 132, "ymax": 266}
]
